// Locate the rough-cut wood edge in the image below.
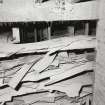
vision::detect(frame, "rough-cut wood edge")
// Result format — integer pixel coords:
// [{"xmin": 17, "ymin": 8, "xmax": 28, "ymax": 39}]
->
[
  {"xmin": 45, "ymin": 61, "xmax": 95, "ymax": 85},
  {"xmin": 8, "ymin": 56, "xmax": 41, "ymax": 89},
  {"xmin": 0, "ymin": 36, "xmax": 96, "ymax": 58},
  {"xmin": 32, "ymin": 52, "xmax": 57, "ymax": 73}
]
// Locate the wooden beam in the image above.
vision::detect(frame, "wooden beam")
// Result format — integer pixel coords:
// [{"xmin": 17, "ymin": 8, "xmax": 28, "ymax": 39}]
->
[
  {"xmin": 32, "ymin": 52, "xmax": 57, "ymax": 73},
  {"xmin": 8, "ymin": 56, "xmax": 41, "ymax": 89},
  {"xmin": 12, "ymin": 28, "xmax": 20, "ymax": 43},
  {"xmin": 68, "ymin": 25, "xmax": 75, "ymax": 36},
  {"xmin": 34, "ymin": 28, "xmax": 37, "ymax": 42},
  {"xmin": 85, "ymin": 22, "xmax": 89, "ymax": 35},
  {"xmin": 0, "ymin": 36, "xmax": 96, "ymax": 58},
  {"xmin": 46, "ymin": 61, "xmax": 94, "ymax": 85},
  {"xmin": 47, "ymin": 23, "xmax": 51, "ymax": 40}
]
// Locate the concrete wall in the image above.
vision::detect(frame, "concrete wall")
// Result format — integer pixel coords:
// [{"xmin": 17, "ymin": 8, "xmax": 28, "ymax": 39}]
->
[{"xmin": 0, "ymin": 0, "xmax": 98, "ymax": 22}]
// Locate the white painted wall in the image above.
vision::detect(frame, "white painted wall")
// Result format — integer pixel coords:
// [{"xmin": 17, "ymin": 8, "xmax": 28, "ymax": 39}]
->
[{"xmin": 0, "ymin": 0, "xmax": 98, "ymax": 22}]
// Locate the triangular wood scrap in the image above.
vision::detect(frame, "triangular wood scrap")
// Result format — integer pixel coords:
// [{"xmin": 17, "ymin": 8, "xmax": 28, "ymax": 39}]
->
[
  {"xmin": 32, "ymin": 48, "xmax": 58, "ymax": 73},
  {"xmin": 8, "ymin": 56, "xmax": 41, "ymax": 89}
]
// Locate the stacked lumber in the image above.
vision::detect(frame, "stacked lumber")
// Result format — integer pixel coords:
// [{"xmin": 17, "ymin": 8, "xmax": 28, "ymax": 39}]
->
[
  {"xmin": 0, "ymin": 35, "xmax": 96, "ymax": 58},
  {"xmin": 0, "ymin": 36, "xmax": 96, "ymax": 105}
]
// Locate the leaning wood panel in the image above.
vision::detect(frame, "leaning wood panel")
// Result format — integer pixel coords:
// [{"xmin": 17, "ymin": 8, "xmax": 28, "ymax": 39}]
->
[
  {"xmin": 93, "ymin": 0, "xmax": 105, "ymax": 105},
  {"xmin": 8, "ymin": 56, "xmax": 41, "ymax": 89},
  {"xmin": 46, "ymin": 61, "xmax": 94, "ymax": 85}
]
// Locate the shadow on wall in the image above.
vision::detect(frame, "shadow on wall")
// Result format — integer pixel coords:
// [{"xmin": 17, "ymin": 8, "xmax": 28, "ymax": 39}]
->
[
  {"xmin": 0, "ymin": 26, "xmax": 12, "ymax": 43},
  {"xmin": 0, "ymin": 20, "xmax": 97, "ymax": 44}
]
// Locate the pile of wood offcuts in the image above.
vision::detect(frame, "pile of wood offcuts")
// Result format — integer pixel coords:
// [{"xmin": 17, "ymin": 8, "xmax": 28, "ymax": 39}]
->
[{"xmin": 0, "ymin": 36, "xmax": 96, "ymax": 105}]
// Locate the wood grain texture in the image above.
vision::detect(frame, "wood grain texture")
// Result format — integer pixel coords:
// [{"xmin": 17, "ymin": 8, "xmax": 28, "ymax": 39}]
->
[
  {"xmin": 8, "ymin": 56, "xmax": 41, "ymax": 89},
  {"xmin": 32, "ymin": 52, "xmax": 57, "ymax": 73},
  {"xmin": 46, "ymin": 61, "xmax": 95, "ymax": 85},
  {"xmin": 0, "ymin": 36, "xmax": 96, "ymax": 58}
]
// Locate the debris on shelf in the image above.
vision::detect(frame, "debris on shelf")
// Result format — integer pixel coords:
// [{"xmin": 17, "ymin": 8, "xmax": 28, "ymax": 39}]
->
[{"xmin": 0, "ymin": 36, "xmax": 96, "ymax": 105}]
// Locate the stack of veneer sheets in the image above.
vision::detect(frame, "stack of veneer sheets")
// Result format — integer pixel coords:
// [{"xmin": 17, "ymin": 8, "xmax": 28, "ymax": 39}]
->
[{"xmin": 0, "ymin": 35, "xmax": 96, "ymax": 105}]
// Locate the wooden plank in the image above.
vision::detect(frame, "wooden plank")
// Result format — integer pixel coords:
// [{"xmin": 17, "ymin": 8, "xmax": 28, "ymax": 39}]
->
[
  {"xmin": 0, "ymin": 71, "xmax": 93, "ymax": 103},
  {"xmin": 26, "ymin": 103, "xmax": 56, "ymax": 105},
  {"xmin": 23, "ymin": 61, "xmax": 88, "ymax": 82},
  {"xmin": 68, "ymin": 25, "xmax": 75, "ymax": 36},
  {"xmin": 85, "ymin": 22, "xmax": 89, "ymax": 35},
  {"xmin": 8, "ymin": 56, "xmax": 41, "ymax": 89},
  {"xmin": 41, "ymin": 83, "xmax": 83, "ymax": 97},
  {"xmin": 0, "ymin": 87, "xmax": 36, "ymax": 102},
  {"xmin": 0, "ymin": 54, "xmax": 43, "ymax": 71},
  {"xmin": 22, "ymin": 52, "xmax": 94, "ymax": 82},
  {"xmin": 17, "ymin": 36, "xmax": 96, "ymax": 53},
  {"xmin": 47, "ymin": 24, "xmax": 51, "ymax": 40},
  {"xmin": 61, "ymin": 38, "xmax": 96, "ymax": 51},
  {"xmin": 34, "ymin": 28, "xmax": 37, "ymax": 42},
  {"xmin": 12, "ymin": 27, "xmax": 20, "ymax": 43},
  {"xmin": 7, "ymin": 51, "xmax": 56, "ymax": 88},
  {"xmin": 0, "ymin": 84, "xmax": 53, "ymax": 103},
  {"xmin": 0, "ymin": 36, "xmax": 96, "ymax": 58},
  {"xmin": 32, "ymin": 52, "xmax": 57, "ymax": 73},
  {"xmin": 45, "ymin": 61, "xmax": 95, "ymax": 85},
  {"xmin": 13, "ymin": 91, "xmax": 55, "ymax": 104},
  {"xmin": 37, "ymin": 72, "xmax": 93, "ymax": 97}
]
